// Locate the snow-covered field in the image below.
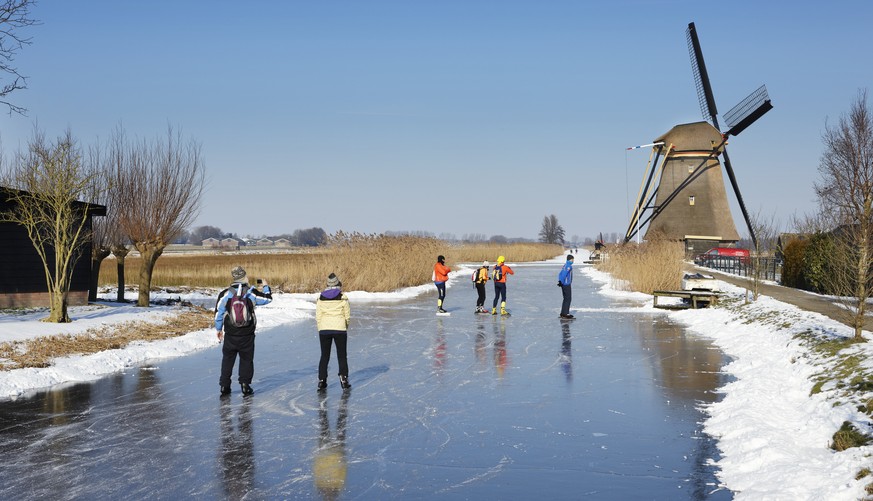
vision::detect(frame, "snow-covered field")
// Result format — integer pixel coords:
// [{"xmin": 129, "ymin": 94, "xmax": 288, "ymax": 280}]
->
[{"xmin": 1, "ymin": 257, "xmax": 871, "ymax": 499}]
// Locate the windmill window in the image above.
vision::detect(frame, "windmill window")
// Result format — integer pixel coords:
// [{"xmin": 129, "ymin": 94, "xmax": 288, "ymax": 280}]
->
[
  {"xmin": 688, "ymin": 164, "xmax": 694, "ymax": 173},
  {"xmin": 689, "ymin": 195, "xmax": 695, "ymax": 206}
]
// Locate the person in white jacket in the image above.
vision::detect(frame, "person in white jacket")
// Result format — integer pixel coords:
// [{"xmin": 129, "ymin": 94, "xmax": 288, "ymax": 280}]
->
[{"xmin": 316, "ymin": 273, "xmax": 351, "ymax": 390}]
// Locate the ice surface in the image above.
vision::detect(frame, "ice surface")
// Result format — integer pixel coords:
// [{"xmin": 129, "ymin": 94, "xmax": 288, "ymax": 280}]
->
[{"xmin": 0, "ymin": 264, "xmax": 731, "ymax": 499}]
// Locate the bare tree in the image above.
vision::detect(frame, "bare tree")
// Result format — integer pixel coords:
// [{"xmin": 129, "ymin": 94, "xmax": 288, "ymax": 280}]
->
[
  {"xmin": 0, "ymin": 128, "xmax": 105, "ymax": 322},
  {"xmin": 814, "ymin": 90, "xmax": 873, "ymax": 340},
  {"xmin": 115, "ymin": 126, "xmax": 205, "ymax": 307},
  {"xmin": 538, "ymin": 214, "xmax": 565, "ymax": 245},
  {"xmin": 0, "ymin": 0, "xmax": 37, "ymax": 115},
  {"xmin": 747, "ymin": 209, "xmax": 779, "ymax": 301}
]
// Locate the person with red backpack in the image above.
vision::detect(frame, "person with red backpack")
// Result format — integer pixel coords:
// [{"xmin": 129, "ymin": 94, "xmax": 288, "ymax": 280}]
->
[{"xmin": 215, "ymin": 266, "xmax": 272, "ymax": 396}]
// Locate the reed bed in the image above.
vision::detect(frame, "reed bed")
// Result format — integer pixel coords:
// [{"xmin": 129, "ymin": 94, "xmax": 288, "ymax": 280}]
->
[
  {"xmin": 596, "ymin": 238, "xmax": 684, "ymax": 294},
  {"xmin": 99, "ymin": 235, "xmax": 565, "ymax": 293},
  {"xmin": 449, "ymin": 242, "xmax": 564, "ymax": 264}
]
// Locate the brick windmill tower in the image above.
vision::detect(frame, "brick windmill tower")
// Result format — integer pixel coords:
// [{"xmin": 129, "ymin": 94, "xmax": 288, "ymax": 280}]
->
[{"xmin": 625, "ymin": 22, "xmax": 773, "ymax": 255}]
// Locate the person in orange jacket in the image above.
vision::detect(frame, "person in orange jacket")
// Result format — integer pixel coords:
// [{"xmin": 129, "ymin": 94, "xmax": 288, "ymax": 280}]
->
[
  {"xmin": 433, "ymin": 255, "xmax": 451, "ymax": 313},
  {"xmin": 491, "ymin": 255, "xmax": 515, "ymax": 315}
]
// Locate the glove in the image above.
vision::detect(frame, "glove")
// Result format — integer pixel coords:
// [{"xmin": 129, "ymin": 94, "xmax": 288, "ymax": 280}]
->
[{"xmin": 557, "ymin": 282, "xmax": 563, "ymax": 287}]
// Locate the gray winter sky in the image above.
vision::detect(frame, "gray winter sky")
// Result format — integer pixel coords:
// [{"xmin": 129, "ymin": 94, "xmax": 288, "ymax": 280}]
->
[{"xmin": 2, "ymin": 1, "xmax": 872, "ymax": 241}]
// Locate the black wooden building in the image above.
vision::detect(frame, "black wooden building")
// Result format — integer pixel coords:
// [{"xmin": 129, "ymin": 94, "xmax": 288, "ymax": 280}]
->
[{"xmin": 0, "ymin": 187, "xmax": 107, "ymax": 308}]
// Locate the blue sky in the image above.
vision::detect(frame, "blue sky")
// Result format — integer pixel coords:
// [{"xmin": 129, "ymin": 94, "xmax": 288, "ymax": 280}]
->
[{"xmin": 2, "ymin": 1, "xmax": 872, "ymax": 241}]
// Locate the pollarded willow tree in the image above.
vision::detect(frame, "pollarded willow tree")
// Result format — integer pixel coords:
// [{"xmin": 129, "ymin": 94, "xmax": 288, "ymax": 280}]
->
[
  {"xmin": 814, "ymin": 89, "xmax": 873, "ymax": 340},
  {"xmin": 114, "ymin": 126, "xmax": 205, "ymax": 307},
  {"xmin": 0, "ymin": 129, "xmax": 106, "ymax": 322}
]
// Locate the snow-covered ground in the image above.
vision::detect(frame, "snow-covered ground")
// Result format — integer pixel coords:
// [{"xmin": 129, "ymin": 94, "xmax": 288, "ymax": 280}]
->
[{"xmin": 1, "ymin": 255, "xmax": 871, "ymax": 499}]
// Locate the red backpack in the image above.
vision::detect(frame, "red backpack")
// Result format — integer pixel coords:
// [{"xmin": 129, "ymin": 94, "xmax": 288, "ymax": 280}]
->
[{"xmin": 225, "ymin": 286, "xmax": 254, "ymax": 328}]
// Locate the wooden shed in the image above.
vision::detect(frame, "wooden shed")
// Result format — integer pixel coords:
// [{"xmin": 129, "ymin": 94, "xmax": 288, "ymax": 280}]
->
[{"xmin": 0, "ymin": 187, "xmax": 107, "ymax": 308}]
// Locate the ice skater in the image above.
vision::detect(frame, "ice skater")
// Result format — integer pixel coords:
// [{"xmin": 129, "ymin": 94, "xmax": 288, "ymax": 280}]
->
[
  {"xmin": 433, "ymin": 255, "xmax": 451, "ymax": 314},
  {"xmin": 316, "ymin": 273, "xmax": 351, "ymax": 390},
  {"xmin": 558, "ymin": 254, "xmax": 575, "ymax": 319},
  {"xmin": 491, "ymin": 255, "xmax": 515, "ymax": 315},
  {"xmin": 215, "ymin": 266, "xmax": 272, "ymax": 396},
  {"xmin": 473, "ymin": 261, "xmax": 490, "ymax": 313}
]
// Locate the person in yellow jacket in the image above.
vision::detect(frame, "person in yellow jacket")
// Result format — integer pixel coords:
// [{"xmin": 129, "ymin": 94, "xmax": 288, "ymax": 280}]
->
[
  {"xmin": 433, "ymin": 255, "xmax": 451, "ymax": 313},
  {"xmin": 316, "ymin": 273, "xmax": 351, "ymax": 390},
  {"xmin": 491, "ymin": 255, "xmax": 515, "ymax": 315},
  {"xmin": 474, "ymin": 261, "xmax": 490, "ymax": 313}
]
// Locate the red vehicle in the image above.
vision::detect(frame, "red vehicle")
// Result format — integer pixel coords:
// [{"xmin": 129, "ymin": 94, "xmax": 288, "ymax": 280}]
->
[{"xmin": 694, "ymin": 247, "xmax": 750, "ymax": 266}]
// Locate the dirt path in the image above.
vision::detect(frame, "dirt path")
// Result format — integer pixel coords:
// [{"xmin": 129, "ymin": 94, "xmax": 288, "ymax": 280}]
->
[{"xmin": 687, "ymin": 264, "xmax": 872, "ymax": 331}]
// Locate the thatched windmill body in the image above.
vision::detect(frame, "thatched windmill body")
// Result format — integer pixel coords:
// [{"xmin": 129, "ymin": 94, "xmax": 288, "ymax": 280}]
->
[{"xmin": 624, "ymin": 22, "xmax": 772, "ymax": 255}]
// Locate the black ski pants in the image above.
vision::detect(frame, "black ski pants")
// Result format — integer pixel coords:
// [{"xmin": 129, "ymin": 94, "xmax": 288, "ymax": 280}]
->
[
  {"xmin": 319, "ymin": 330, "xmax": 349, "ymax": 381},
  {"xmin": 220, "ymin": 333, "xmax": 255, "ymax": 386},
  {"xmin": 475, "ymin": 283, "xmax": 486, "ymax": 307}
]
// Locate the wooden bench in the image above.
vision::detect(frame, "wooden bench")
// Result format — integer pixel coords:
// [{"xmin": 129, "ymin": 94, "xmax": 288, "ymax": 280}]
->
[{"xmin": 652, "ymin": 290, "xmax": 720, "ymax": 310}]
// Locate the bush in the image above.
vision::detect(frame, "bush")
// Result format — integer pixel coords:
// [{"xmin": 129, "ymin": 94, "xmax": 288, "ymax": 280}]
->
[
  {"xmin": 803, "ymin": 233, "xmax": 835, "ymax": 294},
  {"xmin": 780, "ymin": 239, "xmax": 809, "ymax": 289}
]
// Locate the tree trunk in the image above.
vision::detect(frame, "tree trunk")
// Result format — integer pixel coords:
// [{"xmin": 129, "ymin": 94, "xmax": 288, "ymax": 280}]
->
[
  {"xmin": 44, "ymin": 291, "xmax": 71, "ymax": 323},
  {"xmin": 855, "ymin": 236, "xmax": 868, "ymax": 341},
  {"xmin": 89, "ymin": 249, "xmax": 111, "ymax": 302},
  {"xmin": 136, "ymin": 245, "xmax": 164, "ymax": 307},
  {"xmin": 112, "ymin": 246, "xmax": 130, "ymax": 303}
]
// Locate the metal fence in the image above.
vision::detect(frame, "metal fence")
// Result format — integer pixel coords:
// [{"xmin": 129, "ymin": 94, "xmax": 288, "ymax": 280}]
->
[{"xmin": 694, "ymin": 256, "xmax": 782, "ymax": 282}]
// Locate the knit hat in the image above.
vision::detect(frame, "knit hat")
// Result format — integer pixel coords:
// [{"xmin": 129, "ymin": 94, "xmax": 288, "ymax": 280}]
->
[
  {"xmin": 497, "ymin": 255, "xmax": 505, "ymax": 264},
  {"xmin": 327, "ymin": 273, "xmax": 342, "ymax": 288},
  {"xmin": 567, "ymin": 254, "xmax": 574, "ymax": 261},
  {"xmin": 231, "ymin": 266, "xmax": 247, "ymax": 282},
  {"xmin": 437, "ymin": 255, "xmax": 445, "ymax": 263},
  {"xmin": 483, "ymin": 261, "xmax": 489, "ymax": 267}
]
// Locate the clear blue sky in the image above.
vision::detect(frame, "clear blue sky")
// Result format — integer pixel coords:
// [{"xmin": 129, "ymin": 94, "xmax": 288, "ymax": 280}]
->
[{"xmin": 2, "ymin": 1, "xmax": 872, "ymax": 242}]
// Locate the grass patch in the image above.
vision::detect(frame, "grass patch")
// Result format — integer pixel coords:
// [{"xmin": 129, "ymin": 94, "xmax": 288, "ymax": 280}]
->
[
  {"xmin": 831, "ymin": 421, "xmax": 871, "ymax": 451},
  {"xmin": 100, "ymin": 235, "xmax": 563, "ymax": 293},
  {"xmin": 0, "ymin": 306, "xmax": 213, "ymax": 371}
]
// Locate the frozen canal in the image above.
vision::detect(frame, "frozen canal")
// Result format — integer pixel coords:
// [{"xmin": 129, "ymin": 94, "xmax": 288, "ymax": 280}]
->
[{"xmin": 0, "ymin": 263, "xmax": 731, "ymax": 499}]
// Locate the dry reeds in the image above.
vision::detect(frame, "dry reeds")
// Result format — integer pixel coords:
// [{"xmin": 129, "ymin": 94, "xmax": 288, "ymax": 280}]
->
[
  {"xmin": 99, "ymin": 236, "xmax": 565, "ymax": 293},
  {"xmin": 450, "ymin": 242, "xmax": 564, "ymax": 264},
  {"xmin": 0, "ymin": 306, "xmax": 213, "ymax": 371},
  {"xmin": 597, "ymin": 237, "xmax": 684, "ymax": 294}
]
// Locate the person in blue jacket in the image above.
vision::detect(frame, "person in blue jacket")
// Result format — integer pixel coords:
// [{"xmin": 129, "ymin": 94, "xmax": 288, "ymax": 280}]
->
[
  {"xmin": 215, "ymin": 266, "xmax": 273, "ymax": 396},
  {"xmin": 557, "ymin": 254, "xmax": 574, "ymax": 319}
]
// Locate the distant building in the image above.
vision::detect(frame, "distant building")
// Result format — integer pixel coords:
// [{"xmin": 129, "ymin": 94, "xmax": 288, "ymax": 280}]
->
[
  {"xmin": 202, "ymin": 237, "xmax": 220, "ymax": 248},
  {"xmin": 274, "ymin": 238, "xmax": 291, "ymax": 247},
  {"xmin": 256, "ymin": 238, "xmax": 274, "ymax": 246},
  {"xmin": 220, "ymin": 238, "xmax": 239, "ymax": 250},
  {"xmin": 0, "ymin": 187, "xmax": 106, "ymax": 308}
]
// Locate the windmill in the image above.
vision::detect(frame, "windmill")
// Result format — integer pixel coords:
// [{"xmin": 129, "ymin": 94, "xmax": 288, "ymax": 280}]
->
[{"xmin": 624, "ymin": 22, "xmax": 772, "ymax": 253}]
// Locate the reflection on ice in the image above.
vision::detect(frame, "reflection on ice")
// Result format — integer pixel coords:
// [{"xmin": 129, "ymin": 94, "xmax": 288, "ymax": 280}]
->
[
  {"xmin": 218, "ymin": 398, "xmax": 255, "ymax": 499},
  {"xmin": 0, "ymin": 264, "xmax": 731, "ymax": 499},
  {"xmin": 313, "ymin": 390, "xmax": 349, "ymax": 501}
]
